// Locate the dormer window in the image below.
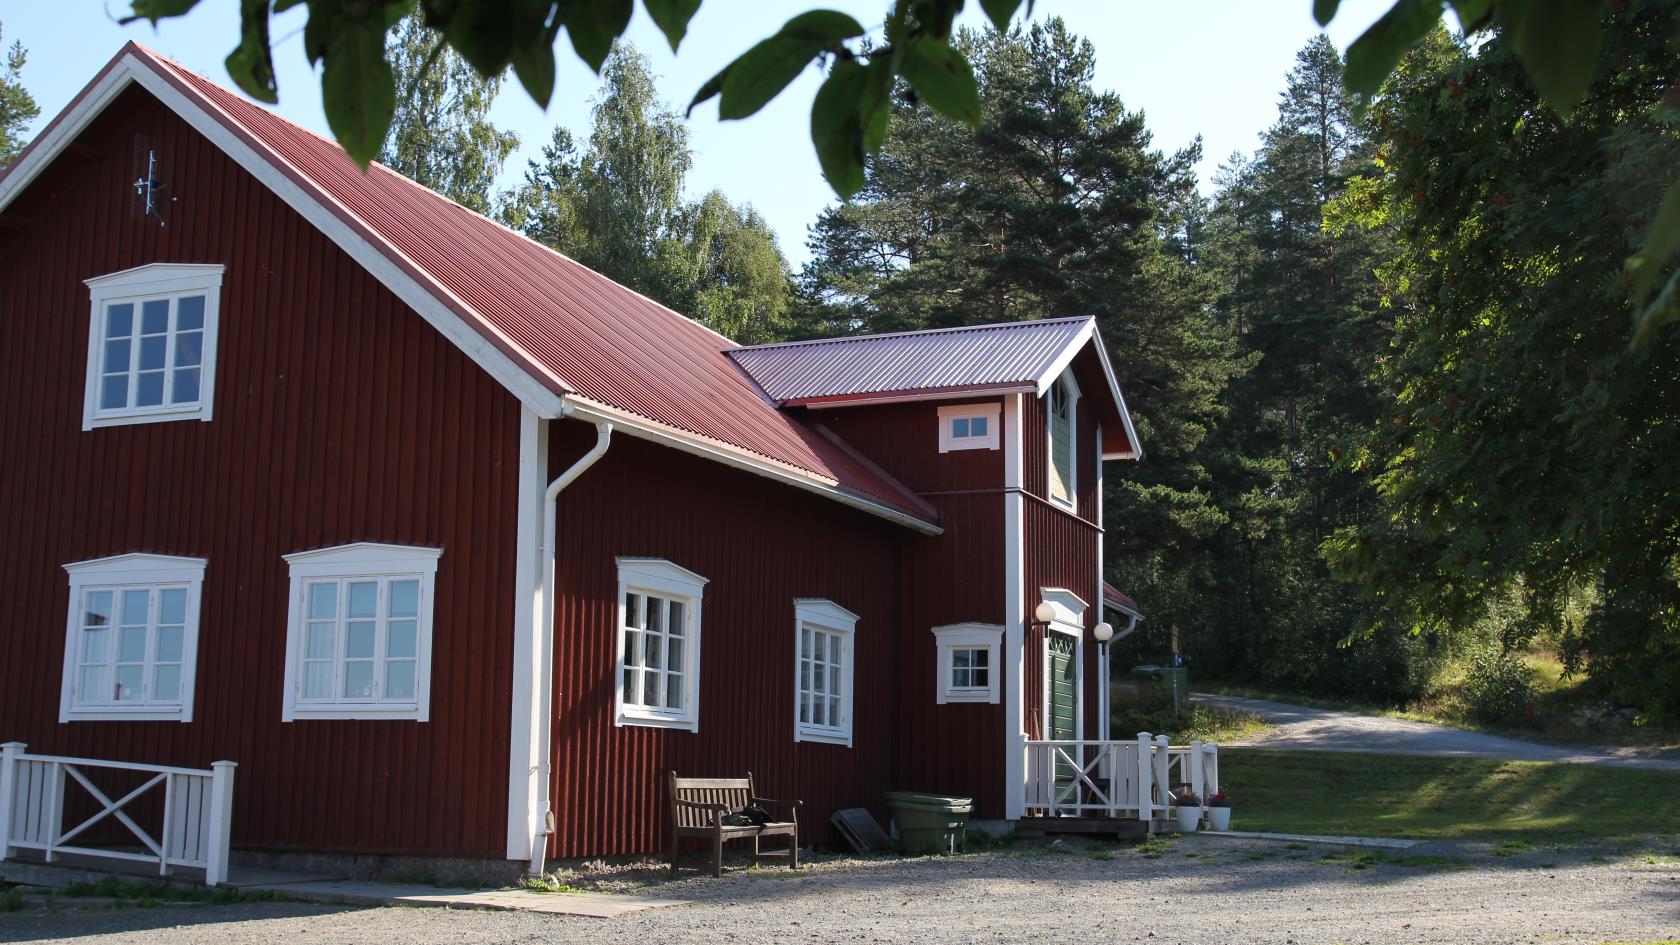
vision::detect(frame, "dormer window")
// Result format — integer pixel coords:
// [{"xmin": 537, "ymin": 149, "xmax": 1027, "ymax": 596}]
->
[
  {"xmin": 937, "ymin": 403, "xmax": 1001, "ymax": 453},
  {"xmin": 82, "ymin": 263, "xmax": 224, "ymax": 430},
  {"xmin": 1047, "ymin": 372, "xmax": 1079, "ymax": 508}
]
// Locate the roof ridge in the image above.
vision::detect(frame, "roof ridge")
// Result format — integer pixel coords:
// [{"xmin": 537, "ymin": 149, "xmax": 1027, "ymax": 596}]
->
[{"xmin": 727, "ymin": 315, "xmax": 1094, "ymax": 355}]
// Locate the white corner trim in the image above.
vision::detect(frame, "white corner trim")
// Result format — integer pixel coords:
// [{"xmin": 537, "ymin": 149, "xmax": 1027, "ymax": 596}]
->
[
  {"xmin": 793, "ymin": 598, "xmax": 857, "ymax": 748},
  {"xmin": 506, "ymin": 407, "xmax": 544, "ymax": 860},
  {"xmin": 936, "ymin": 402, "xmax": 1002, "ymax": 453},
  {"xmin": 279, "ymin": 542, "xmax": 441, "ymax": 722},
  {"xmin": 1003, "ymin": 392, "xmax": 1026, "ymax": 820},
  {"xmin": 931, "ymin": 623, "xmax": 1004, "ymax": 705},
  {"xmin": 60, "ymin": 553, "xmax": 208, "ymax": 724}
]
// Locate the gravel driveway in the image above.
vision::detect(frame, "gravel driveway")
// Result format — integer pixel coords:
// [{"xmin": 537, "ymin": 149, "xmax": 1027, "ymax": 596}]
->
[
  {"xmin": 4, "ymin": 834, "xmax": 1677, "ymax": 945},
  {"xmin": 1197, "ymin": 692, "xmax": 1680, "ymax": 770}
]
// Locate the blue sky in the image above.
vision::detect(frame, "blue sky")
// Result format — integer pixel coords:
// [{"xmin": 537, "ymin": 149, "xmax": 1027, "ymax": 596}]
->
[{"xmin": 12, "ymin": 1, "xmax": 1395, "ymax": 266}]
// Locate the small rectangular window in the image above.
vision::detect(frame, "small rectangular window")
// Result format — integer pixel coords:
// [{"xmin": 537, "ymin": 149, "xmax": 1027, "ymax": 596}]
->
[
  {"xmin": 932, "ymin": 624, "xmax": 1003, "ymax": 704},
  {"xmin": 615, "ymin": 558, "xmax": 707, "ymax": 731},
  {"xmin": 937, "ymin": 403, "xmax": 1001, "ymax": 453},
  {"xmin": 83, "ymin": 264, "xmax": 223, "ymax": 429}
]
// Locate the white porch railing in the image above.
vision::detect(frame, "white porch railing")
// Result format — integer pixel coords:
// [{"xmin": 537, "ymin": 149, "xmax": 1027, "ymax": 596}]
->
[
  {"xmin": 0, "ymin": 743, "xmax": 236, "ymax": 886},
  {"xmin": 1024, "ymin": 732, "xmax": 1218, "ymax": 822}
]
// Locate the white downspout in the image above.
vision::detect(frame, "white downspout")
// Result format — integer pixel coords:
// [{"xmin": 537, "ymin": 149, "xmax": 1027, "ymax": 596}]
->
[{"xmin": 529, "ymin": 418, "xmax": 612, "ymax": 876}]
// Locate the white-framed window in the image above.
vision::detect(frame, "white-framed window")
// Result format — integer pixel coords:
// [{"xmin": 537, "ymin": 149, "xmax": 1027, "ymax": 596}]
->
[
  {"xmin": 930, "ymin": 623, "xmax": 1003, "ymax": 704},
  {"xmin": 937, "ymin": 402, "xmax": 1001, "ymax": 452},
  {"xmin": 60, "ymin": 553, "xmax": 207, "ymax": 722},
  {"xmin": 615, "ymin": 557, "xmax": 707, "ymax": 731},
  {"xmin": 1047, "ymin": 371, "xmax": 1080, "ymax": 508},
  {"xmin": 280, "ymin": 543, "xmax": 441, "ymax": 722},
  {"xmin": 82, "ymin": 263, "xmax": 224, "ymax": 430},
  {"xmin": 793, "ymin": 598, "xmax": 858, "ymax": 747}
]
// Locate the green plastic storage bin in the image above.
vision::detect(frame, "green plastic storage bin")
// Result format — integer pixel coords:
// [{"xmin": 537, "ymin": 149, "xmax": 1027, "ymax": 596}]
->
[{"xmin": 885, "ymin": 790, "xmax": 974, "ymax": 855}]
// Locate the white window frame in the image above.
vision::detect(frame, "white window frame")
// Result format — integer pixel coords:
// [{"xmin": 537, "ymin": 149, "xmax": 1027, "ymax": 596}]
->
[
  {"xmin": 937, "ymin": 402, "xmax": 1001, "ymax": 453},
  {"xmin": 82, "ymin": 263, "xmax": 225, "ymax": 430},
  {"xmin": 60, "ymin": 554, "xmax": 207, "ymax": 722},
  {"xmin": 614, "ymin": 557, "xmax": 707, "ymax": 732},
  {"xmin": 931, "ymin": 623, "xmax": 1003, "ymax": 704},
  {"xmin": 1046, "ymin": 370, "xmax": 1081, "ymax": 510},
  {"xmin": 280, "ymin": 542, "xmax": 441, "ymax": 722},
  {"xmin": 793, "ymin": 598, "xmax": 858, "ymax": 747}
]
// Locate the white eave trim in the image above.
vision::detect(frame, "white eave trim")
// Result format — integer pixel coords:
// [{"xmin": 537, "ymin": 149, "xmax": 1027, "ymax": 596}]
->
[
  {"xmin": 1032, "ymin": 318, "xmax": 1141, "ymax": 462},
  {"xmin": 562, "ymin": 396, "xmax": 943, "ymax": 536}
]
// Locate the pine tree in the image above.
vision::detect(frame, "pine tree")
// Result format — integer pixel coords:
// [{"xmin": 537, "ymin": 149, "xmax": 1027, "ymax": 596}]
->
[
  {"xmin": 0, "ymin": 23, "xmax": 38, "ymax": 166},
  {"xmin": 380, "ymin": 18, "xmax": 519, "ymax": 215}
]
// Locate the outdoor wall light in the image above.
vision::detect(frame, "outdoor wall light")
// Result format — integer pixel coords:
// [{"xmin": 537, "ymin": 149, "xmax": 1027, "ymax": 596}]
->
[
  {"xmin": 1092, "ymin": 621, "xmax": 1114, "ymax": 643},
  {"xmin": 1033, "ymin": 601, "xmax": 1057, "ymax": 624}
]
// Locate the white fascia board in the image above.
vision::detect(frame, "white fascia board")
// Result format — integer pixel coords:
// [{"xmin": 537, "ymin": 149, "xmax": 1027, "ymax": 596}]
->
[
  {"xmin": 23, "ymin": 56, "xmax": 569, "ymax": 421},
  {"xmin": 561, "ymin": 397, "xmax": 943, "ymax": 536},
  {"xmin": 1032, "ymin": 318, "xmax": 1141, "ymax": 462}
]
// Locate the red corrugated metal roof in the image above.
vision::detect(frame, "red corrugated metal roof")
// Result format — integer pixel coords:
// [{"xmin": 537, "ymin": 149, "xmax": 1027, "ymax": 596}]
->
[
  {"xmin": 1103, "ymin": 580, "xmax": 1141, "ymax": 617},
  {"xmin": 726, "ymin": 318, "xmax": 1093, "ymax": 405},
  {"xmin": 113, "ymin": 46, "xmax": 936, "ymax": 526}
]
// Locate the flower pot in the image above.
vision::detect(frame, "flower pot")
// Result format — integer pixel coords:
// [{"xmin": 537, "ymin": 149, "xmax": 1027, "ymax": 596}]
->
[
  {"xmin": 1174, "ymin": 805, "xmax": 1201, "ymax": 833},
  {"xmin": 1206, "ymin": 806, "xmax": 1231, "ymax": 832}
]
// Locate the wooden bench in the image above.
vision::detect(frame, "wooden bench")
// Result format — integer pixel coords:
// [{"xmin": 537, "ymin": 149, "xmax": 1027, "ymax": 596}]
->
[{"xmin": 669, "ymin": 772, "xmax": 802, "ymax": 877}]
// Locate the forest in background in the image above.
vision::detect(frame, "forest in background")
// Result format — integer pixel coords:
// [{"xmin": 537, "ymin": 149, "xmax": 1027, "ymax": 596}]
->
[{"xmin": 3, "ymin": 5, "xmax": 1675, "ymax": 728}]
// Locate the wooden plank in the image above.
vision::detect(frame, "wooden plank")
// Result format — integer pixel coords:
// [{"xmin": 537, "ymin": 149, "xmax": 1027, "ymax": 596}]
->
[{"xmin": 830, "ymin": 807, "xmax": 890, "ymax": 854}]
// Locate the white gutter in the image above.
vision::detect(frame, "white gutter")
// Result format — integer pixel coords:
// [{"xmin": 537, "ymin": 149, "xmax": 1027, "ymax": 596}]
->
[{"xmin": 529, "ymin": 415, "xmax": 613, "ymax": 876}]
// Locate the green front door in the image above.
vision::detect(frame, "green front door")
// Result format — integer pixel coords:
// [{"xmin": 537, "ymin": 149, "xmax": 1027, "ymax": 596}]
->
[{"xmin": 1047, "ymin": 632, "xmax": 1078, "ymax": 790}]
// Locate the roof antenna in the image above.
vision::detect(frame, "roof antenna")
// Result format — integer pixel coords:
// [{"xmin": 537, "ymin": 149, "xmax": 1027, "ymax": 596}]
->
[{"xmin": 132, "ymin": 144, "xmax": 175, "ymax": 228}]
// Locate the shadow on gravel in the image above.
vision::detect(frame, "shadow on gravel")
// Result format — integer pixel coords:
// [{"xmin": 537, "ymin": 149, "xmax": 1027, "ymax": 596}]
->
[{"xmin": 0, "ymin": 900, "xmax": 366, "ymax": 942}]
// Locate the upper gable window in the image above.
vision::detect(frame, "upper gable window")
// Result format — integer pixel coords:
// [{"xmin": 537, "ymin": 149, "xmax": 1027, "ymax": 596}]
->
[
  {"xmin": 82, "ymin": 264, "xmax": 224, "ymax": 430},
  {"xmin": 60, "ymin": 553, "xmax": 207, "ymax": 723},
  {"xmin": 1047, "ymin": 372, "xmax": 1080, "ymax": 508},
  {"xmin": 281, "ymin": 543, "xmax": 441, "ymax": 722},
  {"xmin": 937, "ymin": 403, "xmax": 1001, "ymax": 453},
  {"xmin": 616, "ymin": 557, "xmax": 708, "ymax": 731}
]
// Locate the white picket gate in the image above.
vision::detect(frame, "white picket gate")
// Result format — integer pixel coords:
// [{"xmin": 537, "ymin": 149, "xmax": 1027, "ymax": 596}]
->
[{"xmin": 0, "ymin": 743, "xmax": 236, "ymax": 886}]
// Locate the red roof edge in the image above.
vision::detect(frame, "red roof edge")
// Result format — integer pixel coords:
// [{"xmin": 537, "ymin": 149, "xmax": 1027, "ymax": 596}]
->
[
  {"xmin": 808, "ymin": 422, "xmax": 941, "ymax": 524},
  {"xmin": 1103, "ymin": 580, "xmax": 1141, "ymax": 617}
]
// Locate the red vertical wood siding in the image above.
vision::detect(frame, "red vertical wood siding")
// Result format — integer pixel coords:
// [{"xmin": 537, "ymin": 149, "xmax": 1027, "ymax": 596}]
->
[
  {"xmin": 817, "ymin": 401, "xmax": 1008, "ymax": 817},
  {"xmin": 0, "ymin": 94, "xmax": 521, "ymax": 858},
  {"xmin": 544, "ymin": 424, "xmax": 907, "ymax": 857}
]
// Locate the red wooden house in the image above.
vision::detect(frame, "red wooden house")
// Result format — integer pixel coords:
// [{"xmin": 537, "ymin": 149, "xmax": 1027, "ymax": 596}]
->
[{"xmin": 0, "ymin": 45, "xmax": 1150, "ymax": 878}]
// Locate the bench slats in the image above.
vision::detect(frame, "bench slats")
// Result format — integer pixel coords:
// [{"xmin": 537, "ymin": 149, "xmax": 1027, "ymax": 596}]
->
[{"xmin": 669, "ymin": 771, "xmax": 801, "ymax": 877}]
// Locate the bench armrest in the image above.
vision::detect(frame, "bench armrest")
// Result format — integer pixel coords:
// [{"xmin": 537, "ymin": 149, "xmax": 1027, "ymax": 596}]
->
[{"xmin": 751, "ymin": 796, "xmax": 805, "ymax": 811}]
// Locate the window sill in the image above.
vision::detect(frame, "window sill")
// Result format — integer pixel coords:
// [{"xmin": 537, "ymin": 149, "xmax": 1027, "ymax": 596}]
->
[
  {"xmin": 84, "ymin": 407, "xmax": 209, "ymax": 430},
  {"xmin": 284, "ymin": 704, "xmax": 426, "ymax": 722},
  {"xmin": 937, "ymin": 690, "xmax": 999, "ymax": 705},
  {"xmin": 616, "ymin": 709, "xmax": 698, "ymax": 732},
  {"xmin": 61, "ymin": 706, "xmax": 191, "ymax": 722},
  {"xmin": 795, "ymin": 726, "xmax": 852, "ymax": 747}
]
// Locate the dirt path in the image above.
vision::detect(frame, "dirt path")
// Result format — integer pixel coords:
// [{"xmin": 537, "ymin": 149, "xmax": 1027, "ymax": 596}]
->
[
  {"xmin": 3, "ymin": 835, "xmax": 1676, "ymax": 945},
  {"xmin": 1197, "ymin": 692, "xmax": 1680, "ymax": 770}
]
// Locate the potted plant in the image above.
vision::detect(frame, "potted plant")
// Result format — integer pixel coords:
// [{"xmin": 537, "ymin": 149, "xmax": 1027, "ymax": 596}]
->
[
  {"xmin": 1173, "ymin": 789, "xmax": 1201, "ymax": 833},
  {"xmin": 1206, "ymin": 791, "xmax": 1231, "ymax": 831}
]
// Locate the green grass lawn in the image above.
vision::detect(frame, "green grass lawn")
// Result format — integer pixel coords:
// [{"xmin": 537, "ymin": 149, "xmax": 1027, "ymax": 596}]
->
[{"xmin": 1220, "ymin": 748, "xmax": 1680, "ymax": 839}]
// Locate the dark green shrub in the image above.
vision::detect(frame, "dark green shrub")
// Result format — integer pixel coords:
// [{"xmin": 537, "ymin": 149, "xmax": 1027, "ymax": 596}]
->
[{"xmin": 1462, "ymin": 651, "xmax": 1537, "ymax": 725}]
